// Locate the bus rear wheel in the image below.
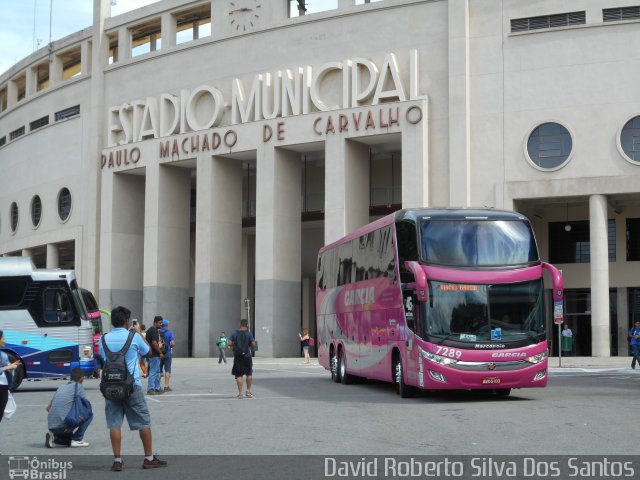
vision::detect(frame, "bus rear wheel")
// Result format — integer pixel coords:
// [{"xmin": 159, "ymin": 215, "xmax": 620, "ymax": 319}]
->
[
  {"xmin": 494, "ymin": 388, "xmax": 511, "ymax": 397},
  {"xmin": 338, "ymin": 349, "xmax": 352, "ymax": 385},
  {"xmin": 394, "ymin": 357, "xmax": 413, "ymax": 398},
  {"xmin": 330, "ymin": 348, "xmax": 341, "ymax": 383},
  {"xmin": 7, "ymin": 353, "xmax": 25, "ymax": 392}
]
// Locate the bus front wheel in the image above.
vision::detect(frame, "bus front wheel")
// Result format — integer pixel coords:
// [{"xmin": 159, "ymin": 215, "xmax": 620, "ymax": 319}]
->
[
  {"xmin": 330, "ymin": 348, "xmax": 341, "ymax": 383},
  {"xmin": 394, "ymin": 357, "xmax": 413, "ymax": 398},
  {"xmin": 7, "ymin": 353, "xmax": 25, "ymax": 392},
  {"xmin": 338, "ymin": 349, "xmax": 352, "ymax": 385}
]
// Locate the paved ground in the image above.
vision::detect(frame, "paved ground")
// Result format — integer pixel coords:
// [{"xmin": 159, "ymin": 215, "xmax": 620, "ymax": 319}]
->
[{"xmin": 2, "ymin": 355, "xmax": 639, "ymax": 459}]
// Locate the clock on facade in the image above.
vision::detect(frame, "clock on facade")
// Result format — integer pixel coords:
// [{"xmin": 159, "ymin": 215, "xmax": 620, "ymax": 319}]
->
[{"xmin": 229, "ymin": 1, "xmax": 261, "ymax": 31}]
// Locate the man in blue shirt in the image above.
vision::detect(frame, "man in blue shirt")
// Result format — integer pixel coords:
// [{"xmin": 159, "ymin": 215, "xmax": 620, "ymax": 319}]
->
[
  {"xmin": 100, "ymin": 306, "xmax": 167, "ymax": 471},
  {"xmin": 159, "ymin": 319, "xmax": 175, "ymax": 392},
  {"xmin": 629, "ymin": 320, "xmax": 640, "ymax": 369},
  {"xmin": 228, "ymin": 319, "xmax": 256, "ymax": 399}
]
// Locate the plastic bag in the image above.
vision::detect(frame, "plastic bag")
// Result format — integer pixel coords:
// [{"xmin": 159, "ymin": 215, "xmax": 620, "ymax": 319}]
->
[{"xmin": 3, "ymin": 391, "xmax": 16, "ymax": 419}]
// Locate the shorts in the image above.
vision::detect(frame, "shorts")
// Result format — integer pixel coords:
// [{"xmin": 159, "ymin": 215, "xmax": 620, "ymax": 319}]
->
[
  {"xmin": 160, "ymin": 355, "xmax": 172, "ymax": 374},
  {"xmin": 231, "ymin": 355, "xmax": 253, "ymax": 378},
  {"xmin": 302, "ymin": 346, "xmax": 309, "ymax": 352},
  {"xmin": 104, "ymin": 385, "xmax": 151, "ymax": 430}
]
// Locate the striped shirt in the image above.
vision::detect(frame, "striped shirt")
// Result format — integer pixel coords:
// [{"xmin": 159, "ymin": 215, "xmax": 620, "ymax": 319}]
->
[{"xmin": 47, "ymin": 381, "xmax": 86, "ymax": 430}]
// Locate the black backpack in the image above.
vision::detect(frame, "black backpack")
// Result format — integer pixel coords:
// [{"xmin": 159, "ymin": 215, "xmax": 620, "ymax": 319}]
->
[
  {"xmin": 159, "ymin": 330, "xmax": 169, "ymax": 355},
  {"xmin": 233, "ymin": 330, "xmax": 250, "ymax": 357},
  {"xmin": 100, "ymin": 331, "xmax": 135, "ymax": 401}
]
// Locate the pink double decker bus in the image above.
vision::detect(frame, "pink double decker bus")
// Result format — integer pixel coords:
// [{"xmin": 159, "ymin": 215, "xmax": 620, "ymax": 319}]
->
[{"xmin": 316, "ymin": 208, "xmax": 564, "ymax": 397}]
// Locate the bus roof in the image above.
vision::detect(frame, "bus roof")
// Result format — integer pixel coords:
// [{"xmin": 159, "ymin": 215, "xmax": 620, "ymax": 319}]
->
[
  {"xmin": 319, "ymin": 208, "xmax": 529, "ymax": 253},
  {"xmin": 0, "ymin": 256, "xmax": 76, "ymax": 282}
]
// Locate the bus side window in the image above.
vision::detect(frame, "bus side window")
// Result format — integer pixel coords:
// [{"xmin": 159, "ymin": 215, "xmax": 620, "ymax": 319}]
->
[
  {"xmin": 43, "ymin": 288, "xmax": 74, "ymax": 323},
  {"xmin": 396, "ymin": 221, "xmax": 418, "ymax": 283}
]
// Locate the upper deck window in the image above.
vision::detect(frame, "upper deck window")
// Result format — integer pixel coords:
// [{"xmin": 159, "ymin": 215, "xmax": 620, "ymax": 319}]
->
[{"xmin": 420, "ymin": 219, "xmax": 539, "ymax": 267}]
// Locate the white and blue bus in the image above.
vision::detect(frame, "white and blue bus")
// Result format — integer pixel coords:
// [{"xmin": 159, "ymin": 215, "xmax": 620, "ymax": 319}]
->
[{"xmin": 0, "ymin": 257, "xmax": 97, "ymax": 390}]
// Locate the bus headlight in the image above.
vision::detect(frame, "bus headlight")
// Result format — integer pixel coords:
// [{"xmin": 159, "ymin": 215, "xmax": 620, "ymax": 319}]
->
[
  {"xmin": 525, "ymin": 352, "xmax": 548, "ymax": 364},
  {"xmin": 423, "ymin": 351, "xmax": 458, "ymax": 366}
]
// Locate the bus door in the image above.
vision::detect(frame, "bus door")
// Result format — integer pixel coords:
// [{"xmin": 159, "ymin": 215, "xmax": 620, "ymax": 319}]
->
[
  {"xmin": 41, "ymin": 285, "xmax": 79, "ymax": 376},
  {"xmin": 401, "ymin": 291, "xmax": 420, "ymax": 385}
]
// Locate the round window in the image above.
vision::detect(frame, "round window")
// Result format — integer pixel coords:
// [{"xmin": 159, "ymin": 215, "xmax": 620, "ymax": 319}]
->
[
  {"xmin": 526, "ymin": 122, "xmax": 573, "ymax": 170},
  {"xmin": 57, "ymin": 188, "xmax": 72, "ymax": 222},
  {"xmin": 619, "ymin": 115, "xmax": 640, "ymax": 163},
  {"xmin": 10, "ymin": 202, "xmax": 19, "ymax": 233},
  {"xmin": 31, "ymin": 195, "xmax": 42, "ymax": 227}
]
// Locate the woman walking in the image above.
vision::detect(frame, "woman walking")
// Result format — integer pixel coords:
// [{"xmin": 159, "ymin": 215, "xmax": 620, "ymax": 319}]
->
[{"xmin": 298, "ymin": 328, "xmax": 311, "ymax": 364}]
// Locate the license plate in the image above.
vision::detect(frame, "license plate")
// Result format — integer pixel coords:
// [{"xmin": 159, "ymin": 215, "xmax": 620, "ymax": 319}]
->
[{"xmin": 481, "ymin": 376, "xmax": 501, "ymax": 385}]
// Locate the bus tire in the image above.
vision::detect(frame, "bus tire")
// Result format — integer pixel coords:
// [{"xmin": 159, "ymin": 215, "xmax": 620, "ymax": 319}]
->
[
  {"xmin": 338, "ymin": 349, "xmax": 353, "ymax": 385},
  {"xmin": 7, "ymin": 353, "xmax": 25, "ymax": 392},
  {"xmin": 494, "ymin": 388, "xmax": 511, "ymax": 397},
  {"xmin": 330, "ymin": 347, "xmax": 341, "ymax": 383},
  {"xmin": 394, "ymin": 356, "xmax": 413, "ymax": 398}
]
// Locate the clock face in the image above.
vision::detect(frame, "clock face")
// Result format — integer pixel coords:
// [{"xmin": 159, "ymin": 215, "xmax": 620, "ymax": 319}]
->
[{"xmin": 228, "ymin": 0, "xmax": 261, "ymax": 31}]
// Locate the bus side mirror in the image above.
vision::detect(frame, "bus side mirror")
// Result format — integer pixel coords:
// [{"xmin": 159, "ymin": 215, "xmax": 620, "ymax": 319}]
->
[
  {"xmin": 542, "ymin": 262, "xmax": 564, "ymax": 323},
  {"xmin": 404, "ymin": 261, "xmax": 428, "ymax": 302}
]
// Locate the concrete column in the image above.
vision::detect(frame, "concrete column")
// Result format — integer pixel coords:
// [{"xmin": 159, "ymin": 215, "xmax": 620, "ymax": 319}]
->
[
  {"xmin": 194, "ymin": 154, "xmax": 243, "ymax": 357},
  {"xmin": 46, "ymin": 244, "xmax": 59, "ymax": 268},
  {"xmin": 81, "ymin": 40, "xmax": 92, "ymax": 75},
  {"xmin": 448, "ymin": 0, "xmax": 470, "ymax": 207},
  {"xmin": 21, "ymin": 249, "xmax": 33, "ymax": 258},
  {"xmin": 99, "ymin": 172, "xmax": 145, "ymax": 319},
  {"xmin": 143, "ymin": 164, "xmax": 191, "ymax": 357},
  {"xmin": 589, "ymin": 194, "xmax": 610, "ymax": 357},
  {"xmin": 7, "ymin": 79, "xmax": 19, "ymax": 107},
  {"xmin": 617, "ymin": 288, "xmax": 629, "ymax": 356},
  {"xmin": 324, "ymin": 137, "xmax": 370, "ymax": 245},
  {"xmin": 49, "ymin": 55, "xmax": 63, "ymax": 87},
  {"xmin": 82, "ymin": 0, "xmax": 111, "ymax": 295},
  {"xmin": 26, "ymin": 67, "xmax": 37, "ymax": 96},
  {"xmin": 118, "ymin": 27, "xmax": 132, "ymax": 61},
  {"xmin": 162, "ymin": 13, "xmax": 177, "ymax": 49},
  {"xmin": 255, "ymin": 146, "xmax": 301, "ymax": 357},
  {"xmin": 150, "ymin": 34, "xmax": 158, "ymax": 52},
  {"xmin": 402, "ymin": 100, "xmax": 429, "ymax": 208}
]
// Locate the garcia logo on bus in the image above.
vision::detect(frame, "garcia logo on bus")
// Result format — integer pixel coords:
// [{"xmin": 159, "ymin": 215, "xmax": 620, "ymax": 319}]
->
[{"xmin": 344, "ymin": 287, "xmax": 375, "ymax": 306}]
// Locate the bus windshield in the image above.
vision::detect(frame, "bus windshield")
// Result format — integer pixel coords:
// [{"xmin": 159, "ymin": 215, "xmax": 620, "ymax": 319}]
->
[
  {"xmin": 424, "ymin": 279, "xmax": 545, "ymax": 342},
  {"xmin": 420, "ymin": 219, "xmax": 538, "ymax": 266}
]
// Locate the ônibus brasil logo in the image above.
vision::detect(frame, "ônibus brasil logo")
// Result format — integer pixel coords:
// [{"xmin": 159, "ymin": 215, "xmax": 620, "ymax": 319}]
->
[{"xmin": 8, "ymin": 456, "xmax": 72, "ymax": 480}]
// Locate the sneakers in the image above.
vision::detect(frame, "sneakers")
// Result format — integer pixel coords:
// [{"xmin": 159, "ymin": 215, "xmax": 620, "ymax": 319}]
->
[
  {"xmin": 147, "ymin": 390, "xmax": 157, "ymax": 395},
  {"xmin": 45, "ymin": 432, "xmax": 65, "ymax": 448},
  {"xmin": 164, "ymin": 386, "xmax": 172, "ymax": 392},
  {"xmin": 245, "ymin": 391, "xmax": 255, "ymax": 398},
  {"xmin": 142, "ymin": 456, "xmax": 168, "ymax": 469},
  {"xmin": 111, "ymin": 461, "xmax": 123, "ymax": 472},
  {"xmin": 632, "ymin": 363, "xmax": 636, "ymax": 370},
  {"xmin": 70, "ymin": 440, "xmax": 90, "ymax": 448},
  {"xmin": 237, "ymin": 394, "xmax": 244, "ymax": 399}
]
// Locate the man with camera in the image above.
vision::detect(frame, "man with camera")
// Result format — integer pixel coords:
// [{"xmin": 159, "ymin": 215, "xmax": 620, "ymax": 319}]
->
[{"xmin": 100, "ymin": 306, "xmax": 167, "ymax": 471}]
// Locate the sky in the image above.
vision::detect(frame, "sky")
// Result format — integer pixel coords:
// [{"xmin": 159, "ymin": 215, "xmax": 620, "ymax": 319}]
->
[{"xmin": 0, "ymin": 0, "xmax": 341, "ymax": 76}]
